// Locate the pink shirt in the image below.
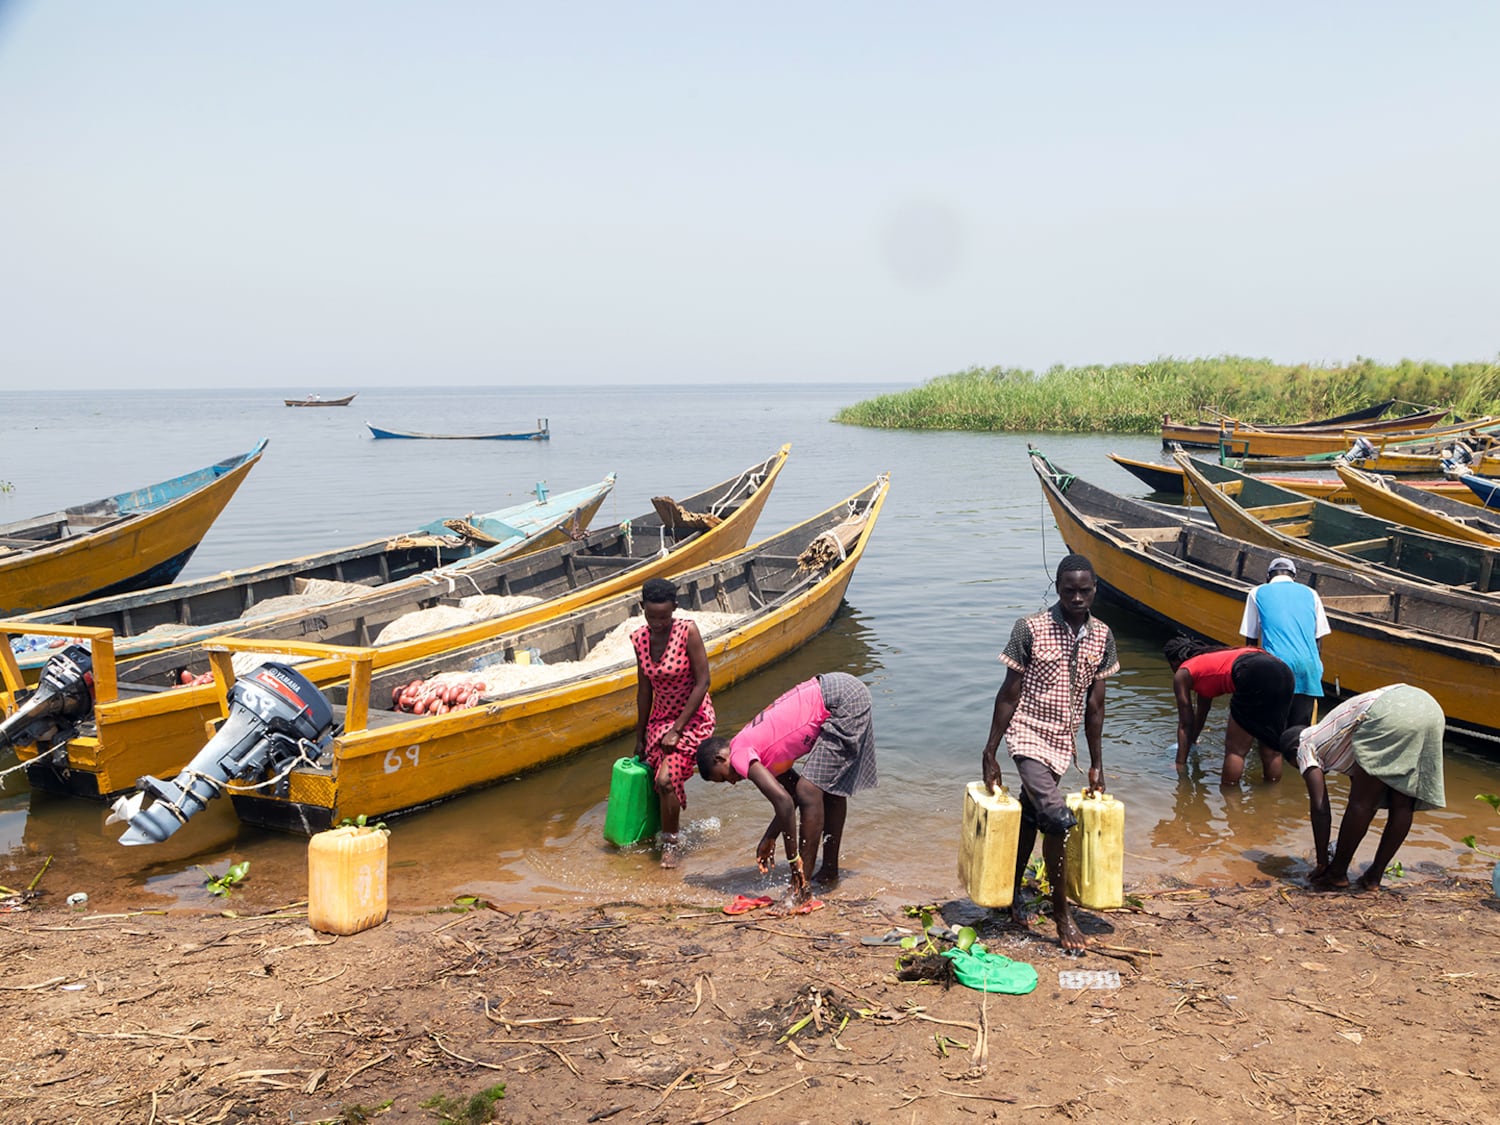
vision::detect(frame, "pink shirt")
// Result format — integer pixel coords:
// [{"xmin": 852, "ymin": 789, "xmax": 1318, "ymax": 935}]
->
[{"xmin": 728, "ymin": 678, "xmax": 830, "ymax": 779}]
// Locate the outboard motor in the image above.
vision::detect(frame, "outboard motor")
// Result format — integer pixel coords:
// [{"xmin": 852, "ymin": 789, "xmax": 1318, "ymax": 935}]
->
[
  {"xmin": 0, "ymin": 644, "xmax": 95, "ymax": 752},
  {"xmin": 108, "ymin": 662, "xmax": 335, "ymax": 846}
]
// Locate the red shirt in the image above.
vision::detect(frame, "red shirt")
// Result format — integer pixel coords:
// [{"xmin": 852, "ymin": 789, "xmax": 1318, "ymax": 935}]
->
[{"xmin": 1181, "ymin": 647, "xmax": 1259, "ymax": 698}]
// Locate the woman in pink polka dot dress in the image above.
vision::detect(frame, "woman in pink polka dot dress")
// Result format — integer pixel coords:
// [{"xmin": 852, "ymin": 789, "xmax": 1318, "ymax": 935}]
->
[{"xmin": 631, "ymin": 577, "xmax": 715, "ymax": 869}]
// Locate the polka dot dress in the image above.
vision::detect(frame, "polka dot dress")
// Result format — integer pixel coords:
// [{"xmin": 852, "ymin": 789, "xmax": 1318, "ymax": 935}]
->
[{"xmin": 632, "ymin": 618, "xmax": 715, "ymax": 806}]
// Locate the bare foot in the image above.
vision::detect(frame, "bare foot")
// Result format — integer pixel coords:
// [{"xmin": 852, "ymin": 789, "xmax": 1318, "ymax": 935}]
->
[
  {"xmin": 1309, "ymin": 869, "xmax": 1349, "ymax": 892},
  {"xmin": 1009, "ymin": 903, "xmax": 1037, "ymax": 929},
  {"xmin": 1055, "ymin": 908, "xmax": 1088, "ymax": 954},
  {"xmin": 659, "ymin": 836, "xmax": 681, "ymax": 871},
  {"xmin": 810, "ymin": 866, "xmax": 840, "ymax": 888},
  {"xmin": 1353, "ymin": 874, "xmax": 1382, "ymax": 893}
]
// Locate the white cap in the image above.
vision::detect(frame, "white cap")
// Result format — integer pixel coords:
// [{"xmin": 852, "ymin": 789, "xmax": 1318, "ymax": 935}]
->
[{"xmin": 1268, "ymin": 556, "xmax": 1297, "ymax": 575}]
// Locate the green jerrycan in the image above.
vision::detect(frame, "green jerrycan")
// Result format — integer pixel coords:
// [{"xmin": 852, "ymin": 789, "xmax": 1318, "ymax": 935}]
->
[{"xmin": 603, "ymin": 757, "xmax": 661, "ymax": 847}]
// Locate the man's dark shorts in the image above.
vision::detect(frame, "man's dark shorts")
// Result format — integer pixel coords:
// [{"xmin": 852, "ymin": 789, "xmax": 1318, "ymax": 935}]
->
[{"xmin": 1013, "ymin": 756, "xmax": 1077, "ymax": 837}]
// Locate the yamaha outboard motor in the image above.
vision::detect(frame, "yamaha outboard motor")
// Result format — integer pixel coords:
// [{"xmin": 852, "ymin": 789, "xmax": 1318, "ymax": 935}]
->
[
  {"xmin": 108, "ymin": 662, "xmax": 335, "ymax": 846},
  {"xmin": 0, "ymin": 645, "xmax": 95, "ymax": 752}
]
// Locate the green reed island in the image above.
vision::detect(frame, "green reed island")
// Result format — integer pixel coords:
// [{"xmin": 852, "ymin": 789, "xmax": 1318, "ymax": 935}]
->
[{"xmin": 835, "ymin": 357, "xmax": 1500, "ymax": 434}]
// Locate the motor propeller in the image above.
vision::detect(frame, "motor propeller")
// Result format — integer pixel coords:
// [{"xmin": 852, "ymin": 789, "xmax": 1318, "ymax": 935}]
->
[{"xmin": 108, "ymin": 662, "xmax": 335, "ymax": 846}]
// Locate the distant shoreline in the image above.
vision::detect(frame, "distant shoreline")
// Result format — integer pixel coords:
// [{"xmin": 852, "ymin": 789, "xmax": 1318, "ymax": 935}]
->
[{"xmin": 835, "ymin": 356, "xmax": 1500, "ymax": 434}]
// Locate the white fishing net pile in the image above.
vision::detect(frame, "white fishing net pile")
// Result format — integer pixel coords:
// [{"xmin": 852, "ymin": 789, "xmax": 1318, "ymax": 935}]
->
[
  {"xmin": 396, "ymin": 609, "xmax": 744, "ymax": 706},
  {"xmin": 372, "ymin": 594, "xmax": 543, "ymax": 645}
]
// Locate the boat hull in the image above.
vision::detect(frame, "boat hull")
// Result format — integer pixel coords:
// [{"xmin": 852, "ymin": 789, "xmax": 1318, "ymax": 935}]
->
[
  {"xmin": 1160, "ymin": 402, "xmax": 1445, "ymax": 449},
  {"xmin": 5, "ymin": 450, "xmax": 789, "ymax": 798},
  {"xmin": 367, "ymin": 419, "xmax": 549, "ymax": 441},
  {"xmin": 0, "ymin": 442, "xmax": 267, "ymax": 615},
  {"xmin": 221, "ymin": 476, "xmax": 888, "ymax": 832},
  {"xmin": 1175, "ymin": 453, "xmax": 1500, "ymax": 592},
  {"xmin": 1031, "ymin": 451, "xmax": 1500, "ymax": 738},
  {"xmin": 1333, "ymin": 464, "xmax": 1500, "ymax": 547}
]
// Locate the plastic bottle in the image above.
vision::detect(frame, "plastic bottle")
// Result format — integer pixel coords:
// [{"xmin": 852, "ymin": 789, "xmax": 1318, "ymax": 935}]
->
[
  {"xmin": 958, "ymin": 781, "xmax": 1022, "ymax": 908},
  {"xmin": 603, "ymin": 757, "xmax": 660, "ymax": 847},
  {"xmin": 1064, "ymin": 789, "xmax": 1125, "ymax": 909},
  {"xmin": 308, "ymin": 825, "xmax": 389, "ymax": 935}
]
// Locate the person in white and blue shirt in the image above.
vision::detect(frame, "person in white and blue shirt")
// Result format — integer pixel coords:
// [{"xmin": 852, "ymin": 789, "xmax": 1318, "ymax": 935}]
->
[{"xmin": 1240, "ymin": 556, "xmax": 1330, "ymax": 727}]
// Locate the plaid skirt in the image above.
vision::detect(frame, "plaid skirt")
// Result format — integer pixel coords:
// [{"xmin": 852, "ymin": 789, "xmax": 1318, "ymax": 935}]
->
[{"xmin": 797, "ymin": 673, "xmax": 878, "ymax": 798}]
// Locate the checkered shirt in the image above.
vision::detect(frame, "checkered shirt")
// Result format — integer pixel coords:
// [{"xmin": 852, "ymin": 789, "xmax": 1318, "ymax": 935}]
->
[{"xmin": 999, "ymin": 604, "xmax": 1119, "ymax": 775}]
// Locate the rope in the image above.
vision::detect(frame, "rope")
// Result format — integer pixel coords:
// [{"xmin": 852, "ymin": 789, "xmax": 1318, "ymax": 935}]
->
[
  {"xmin": 232, "ymin": 738, "xmax": 327, "ymax": 792},
  {"xmin": 0, "ymin": 744, "xmax": 59, "ymax": 788},
  {"xmin": 709, "ymin": 468, "xmax": 763, "ymax": 518}
]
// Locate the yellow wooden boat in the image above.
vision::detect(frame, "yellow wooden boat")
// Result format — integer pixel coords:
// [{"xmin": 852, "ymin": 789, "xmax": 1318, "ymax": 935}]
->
[
  {"xmin": 106, "ymin": 475, "xmax": 889, "ymax": 837},
  {"xmin": 0, "ymin": 440, "xmax": 267, "ymax": 615},
  {"xmin": 1333, "ymin": 463, "xmax": 1500, "ymax": 547},
  {"xmin": 1108, "ymin": 452, "xmax": 1356, "ymax": 503},
  {"xmin": 1160, "ymin": 401, "xmax": 1447, "ymax": 449},
  {"xmin": 1174, "ymin": 452, "xmax": 1500, "ymax": 592},
  {"xmin": 2, "ymin": 449, "xmax": 789, "ymax": 799},
  {"xmin": 1029, "ymin": 448, "xmax": 1500, "ymax": 739},
  {"xmin": 2, "ymin": 473, "xmax": 620, "ymax": 687},
  {"xmin": 1216, "ymin": 416, "xmax": 1493, "ymax": 460}
]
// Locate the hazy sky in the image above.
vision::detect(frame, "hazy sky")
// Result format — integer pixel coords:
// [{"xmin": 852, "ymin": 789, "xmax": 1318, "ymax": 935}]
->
[{"xmin": 3, "ymin": 2, "xmax": 1497, "ymax": 389}]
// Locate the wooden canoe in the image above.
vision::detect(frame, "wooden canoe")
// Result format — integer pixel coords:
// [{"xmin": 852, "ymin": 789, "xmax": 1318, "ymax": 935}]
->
[
  {"xmin": 367, "ymin": 419, "xmax": 549, "ymax": 441},
  {"xmin": 1160, "ymin": 401, "xmax": 1447, "ymax": 449},
  {"xmin": 4, "ymin": 473, "xmax": 620, "ymax": 685},
  {"xmin": 285, "ymin": 394, "xmax": 356, "ymax": 407},
  {"xmin": 1333, "ymin": 463, "xmax": 1500, "ymax": 547},
  {"xmin": 1174, "ymin": 452, "xmax": 1500, "ymax": 593},
  {"xmin": 5, "ymin": 448, "xmax": 789, "ymax": 799},
  {"xmin": 1109, "ymin": 452, "xmax": 1357, "ymax": 503},
  {"xmin": 173, "ymin": 475, "xmax": 888, "ymax": 834},
  {"xmin": 0, "ymin": 441, "xmax": 267, "ymax": 615},
  {"xmin": 1029, "ymin": 448, "xmax": 1500, "ymax": 740},
  {"xmin": 1457, "ymin": 473, "xmax": 1500, "ymax": 510},
  {"xmin": 1216, "ymin": 416, "xmax": 1496, "ymax": 460}
]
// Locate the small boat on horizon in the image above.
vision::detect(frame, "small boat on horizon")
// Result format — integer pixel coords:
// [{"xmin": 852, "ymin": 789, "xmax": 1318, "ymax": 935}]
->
[
  {"xmin": 285, "ymin": 394, "xmax": 357, "ymax": 407},
  {"xmin": 367, "ymin": 418, "xmax": 550, "ymax": 441}
]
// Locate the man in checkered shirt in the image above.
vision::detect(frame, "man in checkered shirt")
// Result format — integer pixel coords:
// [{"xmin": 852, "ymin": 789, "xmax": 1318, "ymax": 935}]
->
[{"xmin": 979, "ymin": 554, "xmax": 1119, "ymax": 953}]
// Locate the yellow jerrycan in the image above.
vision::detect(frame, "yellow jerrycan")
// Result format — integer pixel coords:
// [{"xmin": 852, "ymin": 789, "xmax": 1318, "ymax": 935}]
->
[
  {"xmin": 958, "ymin": 781, "xmax": 1023, "ymax": 908},
  {"xmin": 1064, "ymin": 789, "xmax": 1125, "ymax": 910},
  {"xmin": 308, "ymin": 824, "xmax": 390, "ymax": 935}
]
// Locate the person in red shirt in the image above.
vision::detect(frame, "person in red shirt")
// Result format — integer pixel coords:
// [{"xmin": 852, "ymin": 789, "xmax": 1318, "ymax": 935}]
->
[
  {"xmin": 697, "ymin": 673, "xmax": 877, "ymax": 904},
  {"xmin": 1165, "ymin": 636, "xmax": 1294, "ymax": 785}
]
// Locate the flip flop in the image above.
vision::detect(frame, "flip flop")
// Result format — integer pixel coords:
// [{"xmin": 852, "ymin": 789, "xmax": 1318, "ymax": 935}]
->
[
  {"xmin": 722, "ymin": 894, "xmax": 775, "ymax": 915},
  {"xmin": 786, "ymin": 897, "xmax": 825, "ymax": 916},
  {"xmin": 859, "ymin": 927, "xmax": 916, "ymax": 946}
]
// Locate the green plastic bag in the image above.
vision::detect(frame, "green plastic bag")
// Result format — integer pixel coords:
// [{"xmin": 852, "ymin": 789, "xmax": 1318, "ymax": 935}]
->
[{"xmin": 941, "ymin": 942, "xmax": 1038, "ymax": 995}]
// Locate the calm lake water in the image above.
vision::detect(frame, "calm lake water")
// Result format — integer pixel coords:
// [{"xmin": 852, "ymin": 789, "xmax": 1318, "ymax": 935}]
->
[{"xmin": 2, "ymin": 385, "xmax": 1498, "ymax": 913}]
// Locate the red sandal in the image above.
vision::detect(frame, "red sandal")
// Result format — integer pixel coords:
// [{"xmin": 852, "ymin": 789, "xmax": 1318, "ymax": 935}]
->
[{"xmin": 722, "ymin": 894, "xmax": 775, "ymax": 915}]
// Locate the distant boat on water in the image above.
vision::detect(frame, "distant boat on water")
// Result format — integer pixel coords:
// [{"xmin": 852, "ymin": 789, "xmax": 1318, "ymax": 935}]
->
[
  {"xmin": 285, "ymin": 393, "xmax": 357, "ymax": 407},
  {"xmin": 367, "ymin": 418, "xmax": 550, "ymax": 441}
]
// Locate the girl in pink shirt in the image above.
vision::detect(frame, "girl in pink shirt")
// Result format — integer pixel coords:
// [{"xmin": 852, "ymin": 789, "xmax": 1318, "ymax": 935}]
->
[{"xmin": 698, "ymin": 673, "xmax": 876, "ymax": 904}]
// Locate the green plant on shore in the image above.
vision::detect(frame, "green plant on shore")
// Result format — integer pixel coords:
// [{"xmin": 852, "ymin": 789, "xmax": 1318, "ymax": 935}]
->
[
  {"xmin": 834, "ymin": 356, "xmax": 1500, "ymax": 434},
  {"xmin": 338, "ymin": 813, "xmax": 390, "ymax": 834},
  {"xmin": 1461, "ymin": 793, "xmax": 1500, "ymax": 861},
  {"xmin": 421, "ymin": 1084, "xmax": 506, "ymax": 1124},
  {"xmin": 0, "ymin": 480, "xmax": 13, "ymax": 494},
  {"xmin": 198, "ymin": 860, "xmax": 249, "ymax": 897}
]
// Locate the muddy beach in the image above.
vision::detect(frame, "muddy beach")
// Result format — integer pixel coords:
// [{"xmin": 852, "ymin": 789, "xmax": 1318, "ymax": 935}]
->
[{"xmin": 2, "ymin": 872, "xmax": 1497, "ymax": 1125}]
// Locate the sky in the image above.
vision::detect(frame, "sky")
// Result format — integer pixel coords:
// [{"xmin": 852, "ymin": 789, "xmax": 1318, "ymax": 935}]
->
[{"xmin": 2, "ymin": 2, "xmax": 1498, "ymax": 389}]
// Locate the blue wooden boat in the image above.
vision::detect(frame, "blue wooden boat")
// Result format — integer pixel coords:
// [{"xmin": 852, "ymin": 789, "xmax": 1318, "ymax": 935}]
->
[
  {"xmin": 1457, "ymin": 472, "xmax": 1500, "ymax": 510},
  {"xmin": 367, "ymin": 418, "xmax": 549, "ymax": 441}
]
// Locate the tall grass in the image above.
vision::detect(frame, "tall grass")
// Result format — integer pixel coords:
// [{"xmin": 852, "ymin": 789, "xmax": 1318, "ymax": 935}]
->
[{"xmin": 836, "ymin": 357, "xmax": 1500, "ymax": 433}]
